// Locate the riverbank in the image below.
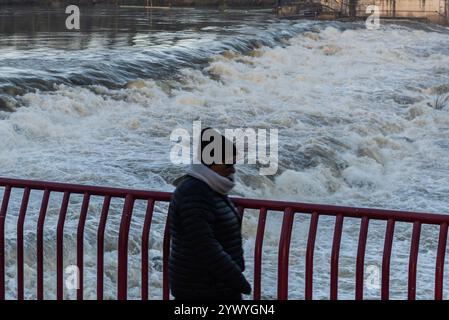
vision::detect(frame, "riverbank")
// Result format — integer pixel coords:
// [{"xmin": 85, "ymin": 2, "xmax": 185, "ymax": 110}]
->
[{"xmin": 0, "ymin": 0, "xmax": 277, "ymax": 7}]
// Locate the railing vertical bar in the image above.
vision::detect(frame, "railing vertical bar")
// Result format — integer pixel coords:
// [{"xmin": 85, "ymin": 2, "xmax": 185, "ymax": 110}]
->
[
  {"xmin": 435, "ymin": 223, "xmax": 448, "ymax": 300},
  {"xmin": 97, "ymin": 195, "xmax": 111, "ymax": 301},
  {"xmin": 0, "ymin": 185, "xmax": 11, "ymax": 300},
  {"xmin": 17, "ymin": 187, "xmax": 30, "ymax": 301},
  {"xmin": 277, "ymin": 207, "xmax": 295, "ymax": 300},
  {"xmin": 37, "ymin": 189, "xmax": 50, "ymax": 300},
  {"xmin": 305, "ymin": 212, "xmax": 319, "ymax": 300},
  {"xmin": 355, "ymin": 216, "xmax": 369, "ymax": 300},
  {"xmin": 76, "ymin": 193, "xmax": 90, "ymax": 301},
  {"xmin": 408, "ymin": 221, "xmax": 421, "ymax": 300},
  {"xmin": 330, "ymin": 214, "xmax": 344, "ymax": 300},
  {"xmin": 381, "ymin": 219, "xmax": 395, "ymax": 300},
  {"xmin": 254, "ymin": 207, "xmax": 267, "ymax": 300},
  {"xmin": 162, "ymin": 212, "xmax": 171, "ymax": 300},
  {"xmin": 56, "ymin": 191, "xmax": 70, "ymax": 300},
  {"xmin": 141, "ymin": 199, "xmax": 155, "ymax": 301},
  {"xmin": 117, "ymin": 194, "xmax": 135, "ymax": 300}
]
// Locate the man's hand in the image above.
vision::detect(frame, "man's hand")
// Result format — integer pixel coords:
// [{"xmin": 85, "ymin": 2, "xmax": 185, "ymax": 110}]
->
[{"xmin": 241, "ymin": 277, "xmax": 252, "ymax": 295}]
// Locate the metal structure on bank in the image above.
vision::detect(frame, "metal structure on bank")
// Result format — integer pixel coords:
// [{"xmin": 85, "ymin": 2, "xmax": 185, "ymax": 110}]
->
[{"xmin": 276, "ymin": 0, "xmax": 449, "ymax": 24}]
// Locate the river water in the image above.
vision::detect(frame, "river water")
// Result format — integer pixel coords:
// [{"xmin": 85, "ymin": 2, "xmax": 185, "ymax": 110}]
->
[{"xmin": 1, "ymin": 5, "xmax": 449, "ymax": 300}]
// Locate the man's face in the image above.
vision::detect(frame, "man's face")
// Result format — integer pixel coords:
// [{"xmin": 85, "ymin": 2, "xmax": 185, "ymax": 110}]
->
[{"xmin": 211, "ymin": 163, "xmax": 236, "ymax": 178}]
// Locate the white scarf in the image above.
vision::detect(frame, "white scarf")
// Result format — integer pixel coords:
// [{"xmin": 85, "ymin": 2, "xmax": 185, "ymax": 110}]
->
[{"xmin": 186, "ymin": 164, "xmax": 235, "ymax": 195}]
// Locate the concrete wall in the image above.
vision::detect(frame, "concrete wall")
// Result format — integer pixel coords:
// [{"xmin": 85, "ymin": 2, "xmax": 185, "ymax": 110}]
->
[
  {"xmin": 321, "ymin": 0, "xmax": 447, "ymax": 23},
  {"xmin": 0, "ymin": 0, "xmax": 106, "ymax": 4},
  {"xmin": 0, "ymin": 0, "xmax": 277, "ymax": 6},
  {"xmin": 119, "ymin": 0, "xmax": 276, "ymax": 6},
  {"xmin": 356, "ymin": 0, "xmax": 442, "ymax": 17}
]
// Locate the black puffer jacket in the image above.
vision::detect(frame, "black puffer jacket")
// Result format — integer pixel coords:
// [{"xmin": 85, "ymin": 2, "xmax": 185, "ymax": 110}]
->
[{"xmin": 168, "ymin": 175, "xmax": 251, "ymax": 300}]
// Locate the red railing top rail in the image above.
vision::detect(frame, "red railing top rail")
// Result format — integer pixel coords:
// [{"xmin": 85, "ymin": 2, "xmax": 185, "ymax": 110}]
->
[
  {"xmin": 0, "ymin": 177, "xmax": 172, "ymax": 201},
  {"xmin": 1, "ymin": 176, "xmax": 449, "ymax": 225}
]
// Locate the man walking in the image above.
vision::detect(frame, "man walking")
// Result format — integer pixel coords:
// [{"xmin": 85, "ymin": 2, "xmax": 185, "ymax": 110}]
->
[{"xmin": 168, "ymin": 128, "xmax": 251, "ymax": 301}]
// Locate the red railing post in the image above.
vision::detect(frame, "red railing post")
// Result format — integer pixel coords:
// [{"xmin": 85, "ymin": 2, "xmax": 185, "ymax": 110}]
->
[
  {"xmin": 37, "ymin": 189, "xmax": 50, "ymax": 300},
  {"xmin": 330, "ymin": 214, "xmax": 344, "ymax": 300},
  {"xmin": 56, "ymin": 192, "xmax": 70, "ymax": 300},
  {"xmin": 76, "ymin": 193, "xmax": 90, "ymax": 300},
  {"xmin": 277, "ymin": 208, "xmax": 294, "ymax": 300},
  {"xmin": 305, "ymin": 212, "xmax": 319, "ymax": 300},
  {"xmin": 141, "ymin": 199, "xmax": 155, "ymax": 300},
  {"xmin": 0, "ymin": 186, "xmax": 11, "ymax": 300},
  {"xmin": 408, "ymin": 221, "xmax": 421, "ymax": 300},
  {"xmin": 97, "ymin": 196, "xmax": 111, "ymax": 300},
  {"xmin": 381, "ymin": 219, "xmax": 395, "ymax": 300},
  {"xmin": 117, "ymin": 194, "xmax": 135, "ymax": 300},
  {"xmin": 17, "ymin": 187, "xmax": 30, "ymax": 300},
  {"xmin": 254, "ymin": 207, "xmax": 267, "ymax": 300},
  {"xmin": 355, "ymin": 217, "xmax": 369, "ymax": 300},
  {"xmin": 435, "ymin": 223, "xmax": 448, "ymax": 300}
]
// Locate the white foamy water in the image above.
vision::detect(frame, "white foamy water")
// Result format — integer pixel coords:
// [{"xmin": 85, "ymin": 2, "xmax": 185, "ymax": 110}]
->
[{"xmin": 1, "ymin": 17, "xmax": 449, "ymax": 300}]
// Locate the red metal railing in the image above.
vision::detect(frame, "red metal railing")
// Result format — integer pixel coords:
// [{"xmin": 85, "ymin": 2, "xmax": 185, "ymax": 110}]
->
[{"xmin": 0, "ymin": 177, "xmax": 448, "ymax": 300}]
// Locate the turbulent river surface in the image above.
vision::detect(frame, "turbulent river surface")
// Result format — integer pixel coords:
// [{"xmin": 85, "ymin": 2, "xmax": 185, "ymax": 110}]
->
[{"xmin": 1, "ymin": 6, "xmax": 449, "ymax": 300}]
